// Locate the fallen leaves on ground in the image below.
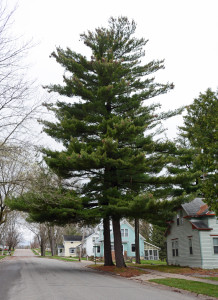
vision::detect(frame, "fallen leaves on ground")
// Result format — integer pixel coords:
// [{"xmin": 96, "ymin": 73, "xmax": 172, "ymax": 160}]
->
[
  {"xmin": 88, "ymin": 265, "xmax": 149, "ymax": 278},
  {"xmin": 133, "ymin": 264, "xmax": 218, "ymax": 276}
]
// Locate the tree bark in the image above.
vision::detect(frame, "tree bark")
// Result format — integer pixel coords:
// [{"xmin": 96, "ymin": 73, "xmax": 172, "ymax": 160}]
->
[
  {"xmin": 112, "ymin": 217, "xmax": 126, "ymax": 268},
  {"xmin": 40, "ymin": 239, "xmax": 46, "ymax": 256},
  {"xmin": 135, "ymin": 218, "xmax": 141, "ymax": 264},
  {"xmin": 48, "ymin": 226, "xmax": 55, "ymax": 256},
  {"xmin": 103, "ymin": 217, "xmax": 114, "ymax": 266}
]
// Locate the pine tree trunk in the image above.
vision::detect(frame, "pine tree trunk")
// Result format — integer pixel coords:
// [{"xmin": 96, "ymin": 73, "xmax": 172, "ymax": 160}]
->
[
  {"xmin": 112, "ymin": 217, "xmax": 126, "ymax": 268},
  {"xmin": 103, "ymin": 217, "xmax": 114, "ymax": 266},
  {"xmin": 135, "ymin": 218, "xmax": 141, "ymax": 264}
]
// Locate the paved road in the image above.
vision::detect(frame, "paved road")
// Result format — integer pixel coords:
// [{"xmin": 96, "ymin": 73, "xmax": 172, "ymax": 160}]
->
[
  {"xmin": 13, "ymin": 249, "xmax": 36, "ymax": 256},
  {"xmin": 0, "ymin": 250, "xmax": 210, "ymax": 300}
]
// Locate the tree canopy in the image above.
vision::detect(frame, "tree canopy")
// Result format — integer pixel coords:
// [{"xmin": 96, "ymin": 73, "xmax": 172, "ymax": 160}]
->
[
  {"xmin": 179, "ymin": 88, "xmax": 218, "ymax": 213},
  {"xmin": 9, "ymin": 17, "xmax": 186, "ymax": 267}
]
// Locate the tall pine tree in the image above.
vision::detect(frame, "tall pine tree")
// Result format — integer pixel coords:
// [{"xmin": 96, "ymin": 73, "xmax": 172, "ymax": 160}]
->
[{"xmin": 42, "ymin": 17, "xmax": 181, "ymax": 267}]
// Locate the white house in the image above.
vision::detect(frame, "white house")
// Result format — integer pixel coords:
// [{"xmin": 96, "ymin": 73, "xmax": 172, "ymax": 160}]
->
[
  {"xmin": 58, "ymin": 235, "xmax": 82, "ymax": 257},
  {"xmin": 166, "ymin": 198, "xmax": 218, "ymax": 269},
  {"xmin": 82, "ymin": 231, "xmax": 100, "ymax": 257}
]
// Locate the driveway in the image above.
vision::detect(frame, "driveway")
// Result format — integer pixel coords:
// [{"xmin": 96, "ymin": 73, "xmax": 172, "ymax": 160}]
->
[{"xmin": 0, "ymin": 250, "xmax": 213, "ymax": 300}]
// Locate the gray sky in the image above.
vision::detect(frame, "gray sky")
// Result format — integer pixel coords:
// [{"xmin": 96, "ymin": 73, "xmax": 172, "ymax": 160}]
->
[
  {"xmin": 5, "ymin": 0, "xmax": 218, "ymax": 244},
  {"xmin": 7, "ymin": 0, "xmax": 218, "ymax": 140}
]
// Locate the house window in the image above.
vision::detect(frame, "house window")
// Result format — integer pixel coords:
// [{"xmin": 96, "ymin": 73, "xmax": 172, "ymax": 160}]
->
[
  {"xmin": 177, "ymin": 214, "xmax": 180, "ymax": 226},
  {"xmin": 175, "ymin": 241, "xmax": 179, "ymax": 256},
  {"xmin": 69, "ymin": 247, "xmax": 75, "ymax": 254},
  {"xmin": 153, "ymin": 250, "xmax": 158, "ymax": 260},
  {"xmin": 189, "ymin": 239, "xmax": 193, "ymax": 255},
  {"xmin": 172, "ymin": 241, "xmax": 175, "ymax": 256},
  {"xmin": 92, "ymin": 237, "xmax": 96, "ymax": 243},
  {"xmin": 93, "ymin": 246, "xmax": 100, "ymax": 254},
  {"xmin": 213, "ymin": 238, "xmax": 218, "ymax": 254},
  {"xmin": 172, "ymin": 240, "xmax": 179, "ymax": 257},
  {"xmin": 180, "ymin": 210, "xmax": 183, "ymax": 225},
  {"xmin": 149, "ymin": 250, "xmax": 153, "ymax": 260},
  {"xmin": 60, "ymin": 249, "xmax": 63, "ymax": 253},
  {"xmin": 145, "ymin": 250, "xmax": 148, "ymax": 260},
  {"xmin": 121, "ymin": 228, "xmax": 128, "ymax": 237},
  {"xmin": 131, "ymin": 244, "xmax": 135, "ymax": 252},
  {"xmin": 177, "ymin": 210, "xmax": 183, "ymax": 226}
]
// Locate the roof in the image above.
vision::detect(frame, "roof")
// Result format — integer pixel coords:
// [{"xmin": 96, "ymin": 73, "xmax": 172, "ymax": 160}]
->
[
  {"xmin": 58, "ymin": 244, "xmax": 64, "ymax": 249},
  {"xmin": 190, "ymin": 221, "xmax": 212, "ymax": 231},
  {"xmin": 144, "ymin": 241, "xmax": 161, "ymax": 250},
  {"xmin": 84, "ymin": 231, "xmax": 99, "ymax": 241},
  {"xmin": 182, "ymin": 198, "xmax": 215, "ymax": 217},
  {"xmin": 63, "ymin": 235, "xmax": 82, "ymax": 242}
]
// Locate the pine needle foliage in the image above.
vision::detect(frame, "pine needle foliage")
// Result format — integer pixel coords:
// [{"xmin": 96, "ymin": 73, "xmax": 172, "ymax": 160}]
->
[{"xmin": 41, "ymin": 17, "xmax": 184, "ymax": 266}]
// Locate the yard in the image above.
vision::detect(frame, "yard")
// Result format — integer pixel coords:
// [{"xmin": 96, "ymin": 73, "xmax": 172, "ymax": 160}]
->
[{"xmin": 150, "ymin": 278, "xmax": 218, "ymax": 298}]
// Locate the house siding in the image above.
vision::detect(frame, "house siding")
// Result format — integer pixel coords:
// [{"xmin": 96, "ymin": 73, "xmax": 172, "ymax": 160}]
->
[
  {"xmin": 95, "ymin": 220, "xmax": 146, "ymax": 258},
  {"xmin": 200, "ymin": 216, "xmax": 218, "ymax": 269},
  {"xmin": 167, "ymin": 212, "xmax": 202, "ymax": 267},
  {"xmin": 81, "ymin": 220, "xmax": 160, "ymax": 260},
  {"xmin": 83, "ymin": 233, "xmax": 99, "ymax": 256},
  {"xmin": 64, "ymin": 241, "xmax": 81, "ymax": 257},
  {"xmin": 110, "ymin": 222, "xmax": 145, "ymax": 257}
]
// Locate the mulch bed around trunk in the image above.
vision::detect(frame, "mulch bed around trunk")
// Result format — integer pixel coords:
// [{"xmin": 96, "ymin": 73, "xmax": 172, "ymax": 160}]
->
[{"xmin": 88, "ymin": 265, "xmax": 149, "ymax": 278}]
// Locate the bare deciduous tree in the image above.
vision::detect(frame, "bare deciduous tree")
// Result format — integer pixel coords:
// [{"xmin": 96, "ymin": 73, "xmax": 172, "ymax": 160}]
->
[
  {"xmin": 0, "ymin": 145, "xmax": 33, "ymax": 226},
  {"xmin": 25, "ymin": 222, "xmax": 48, "ymax": 256},
  {"xmin": 0, "ymin": 211, "xmax": 22, "ymax": 253},
  {"xmin": 0, "ymin": 2, "xmax": 42, "ymax": 147},
  {"xmin": 5, "ymin": 211, "xmax": 22, "ymax": 250}
]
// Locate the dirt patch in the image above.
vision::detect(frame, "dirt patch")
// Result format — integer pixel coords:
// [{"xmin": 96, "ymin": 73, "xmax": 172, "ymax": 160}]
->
[
  {"xmin": 88, "ymin": 265, "xmax": 149, "ymax": 278},
  {"xmin": 133, "ymin": 264, "xmax": 218, "ymax": 276},
  {"xmin": 170, "ymin": 268, "xmax": 218, "ymax": 276}
]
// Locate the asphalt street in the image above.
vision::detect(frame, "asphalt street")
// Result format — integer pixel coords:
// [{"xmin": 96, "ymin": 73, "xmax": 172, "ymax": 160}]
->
[{"xmin": 0, "ymin": 249, "xmax": 209, "ymax": 300}]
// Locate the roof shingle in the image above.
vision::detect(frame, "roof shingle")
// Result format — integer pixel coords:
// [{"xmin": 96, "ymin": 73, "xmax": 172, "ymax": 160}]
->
[
  {"xmin": 63, "ymin": 235, "xmax": 82, "ymax": 241},
  {"xmin": 182, "ymin": 198, "xmax": 211, "ymax": 216}
]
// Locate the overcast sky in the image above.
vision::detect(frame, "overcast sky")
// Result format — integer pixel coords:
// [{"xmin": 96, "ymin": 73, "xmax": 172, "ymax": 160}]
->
[
  {"xmin": 5, "ymin": 0, "xmax": 218, "ymax": 244},
  {"xmin": 7, "ymin": 0, "xmax": 218, "ymax": 141}
]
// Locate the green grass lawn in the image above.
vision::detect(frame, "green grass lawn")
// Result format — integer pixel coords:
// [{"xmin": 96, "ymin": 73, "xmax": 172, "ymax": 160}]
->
[
  {"xmin": 46, "ymin": 256, "xmax": 79, "ymax": 262},
  {"xmin": 0, "ymin": 255, "xmax": 6, "ymax": 260},
  {"xmin": 150, "ymin": 278, "xmax": 218, "ymax": 298},
  {"xmin": 127, "ymin": 263, "xmax": 187, "ymax": 273},
  {"xmin": 127, "ymin": 260, "xmax": 166, "ymax": 266},
  {"xmin": 31, "ymin": 249, "xmax": 39, "ymax": 255}
]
